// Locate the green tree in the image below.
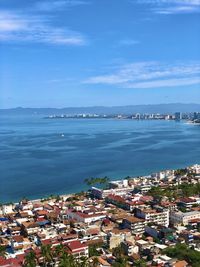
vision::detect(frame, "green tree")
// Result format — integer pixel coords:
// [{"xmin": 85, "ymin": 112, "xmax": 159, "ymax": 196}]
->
[
  {"xmin": 58, "ymin": 251, "xmax": 82, "ymax": 267},
  {"xmin": 164, "ymin": 243, "xmax": 200, "ymax": 267},
  {"xmin": 195, "ymin": 183, "xmax": 200, "ymax": 194},
  {"xmin": 54, "ymin": 244, "xmax": 65, "ymax": 259},
  {"xmin": 88, "ymin": 245, "xmax": 100, "ymax": 257},
  {"xmin": 112, "ymin": 244, "xmax": 129, "ymax": 266},
  {"xmin": 84, "ymin": 177, "xmax": 110, "ymax": 187},
  {"xmin": 148, "ymin": 186, "xmax": 163, "ymax": 201},
  {"xmin": 41, "ymin": 244, "xmax": 53, "ymax": 266},
  {"xmin": 113, "ymin": 256, "xmax": 129, "ymax": 267},
  {"xmin": 24, "ymin": 251, "xmax": 37, "ymax": 267},
  {"xmin": 79, "ymin": 256, "xmax": 88, "ymax": 267},
  {"xmin": 134, "ymin": 259, "xmax": 147, "ymax": 267},
  {"xmin": 112, "ymin": 244, "xmax": 124, "ymax": 258},
  {"xmin": 0, "ymin": 245, "xmax": 6, "ymax": 258},
  {"xmin": 58, "ymin": 251, "xmax": 71, "ymax": 267}
]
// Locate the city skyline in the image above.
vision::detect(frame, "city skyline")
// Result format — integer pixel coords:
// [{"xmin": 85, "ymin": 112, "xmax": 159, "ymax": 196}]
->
[{"xmin": 1, "ymin": 0, "xmax": 200, "ymax": 108}]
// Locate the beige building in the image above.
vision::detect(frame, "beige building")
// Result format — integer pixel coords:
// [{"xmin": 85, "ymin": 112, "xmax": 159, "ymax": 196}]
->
[
  {"xmin": 107, "ymin": 229, "xmax": 134, "ymax": 249},
  {"xmin": 123, "ymin": 216, "xmax": 146, "ymax": 235}
]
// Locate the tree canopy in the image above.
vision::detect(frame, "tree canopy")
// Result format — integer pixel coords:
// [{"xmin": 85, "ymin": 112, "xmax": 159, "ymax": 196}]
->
[
  {"xmin": 84, "ymin": 176, "xmax": 110, "ymax": 187},
  {"xmin": 164, "ymin": 243, "xmax": 200, "ymax": 267}
]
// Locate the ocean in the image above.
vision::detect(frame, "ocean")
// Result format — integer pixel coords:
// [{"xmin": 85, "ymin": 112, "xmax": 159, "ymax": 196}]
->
[{"xmin": 0, "ymin": 115, "xmax": 200, "ymax": 203}]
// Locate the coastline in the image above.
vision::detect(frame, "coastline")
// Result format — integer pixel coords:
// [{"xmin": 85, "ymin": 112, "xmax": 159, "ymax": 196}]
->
[{"xmin": 3, "ymin": 162, "xmax": 200, "ymax": 206}]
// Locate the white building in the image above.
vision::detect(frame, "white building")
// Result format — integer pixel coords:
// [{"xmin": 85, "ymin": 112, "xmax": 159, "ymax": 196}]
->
[
  {"xmin": 188, "ymin": 164, "xmax": 200, "ymax": 174},
  {"xmin": 170, "ymin": 211, "xmax": 200, "ymax": 226},
  {"xmin": 66, "ymin": 209, "xmax": 106, "ymax": 224},
  {"xmin": 109, "ymin": 179, "xmax": 129, "ymax": 189},
  {"xmin": 135, "ymin": 208, "xmax": 169, "ymax": 227},
  {"xmin": 1, "ymin": 204, "xmax": 14, "ymax": 215},
  {"xmin": 91, "ymin": 186, "xmax": 133, "ymax": 199}
]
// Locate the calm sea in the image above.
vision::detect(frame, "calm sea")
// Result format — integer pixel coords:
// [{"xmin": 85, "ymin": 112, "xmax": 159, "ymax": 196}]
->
[{"xmin": 0, "ymin": 115, "xmax": 200, "ymax": 203}]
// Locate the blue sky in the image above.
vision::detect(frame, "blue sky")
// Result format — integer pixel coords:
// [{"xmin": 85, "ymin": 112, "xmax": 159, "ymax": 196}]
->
[{"xmin": 0, "ymin": 0, "xmax": 200, "ymax": 108}]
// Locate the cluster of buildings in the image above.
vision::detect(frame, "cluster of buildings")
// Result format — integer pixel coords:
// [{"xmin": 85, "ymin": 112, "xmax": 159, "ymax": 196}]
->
[
  {"xmin": 1, "ymin": 164, "xmax": 200, "ymax": 266},
  {"xmin": 47, "ymin": 112, "xmax": 200, "ymax": 122}
]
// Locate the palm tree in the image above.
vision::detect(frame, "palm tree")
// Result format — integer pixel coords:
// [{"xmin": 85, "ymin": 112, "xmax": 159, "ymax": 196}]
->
[
  {"xmin": 41, "ymin": 244, "xmax": 53, "ymax": 266},
  {"xmin": 54, "ymin": 244, "xmax": 64, "ymax": 256},
  {"xmin": 53, "ymin": 244, "xmax": 65, "ymax": 264},
  {"xmin": 58, "ymin": 252, "xmax": 67, "ymax": 267},
  {"xmin": 59, "ymin": 251, "xmax": 77, "ymax": 267},
  {"xmin": 58, "ymin": 251, "xmax": 68, "ymax": 267},
  {"xmin": 24, "ymin": 251, "xmax": 37, "ymax": 267},
  {"xmin": 84, "ymin": 178, "xmax": 93, "ymax": 186}
]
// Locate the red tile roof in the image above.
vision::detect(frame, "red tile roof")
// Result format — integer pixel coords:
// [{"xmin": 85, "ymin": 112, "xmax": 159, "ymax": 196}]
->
[
  {"xmin": 0, "ymin": 257, "xmax": 22, "ymax": 267},
  {"xmin": 67, "ymin": 240, "xmax": 87, "ymax": 252},
  {"xmin": 179, "ymin": 198, "xmax": 196, "ymax": 203},
  {"xmin": 13, "ymin": 236, "xmax": 24, "ymax": 243},
  {"xmin": 36, "ymin": 210, "xmax": 49, "ymax": 216},
  {"xmin": 107, "ymin": 194, "xmax": 126, "ymax": 204}
]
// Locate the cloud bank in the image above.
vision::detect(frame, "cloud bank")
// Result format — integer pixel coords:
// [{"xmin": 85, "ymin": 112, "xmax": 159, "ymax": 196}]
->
[
  {"xmin": 135, "ymin": 0, "xmax": 200, "ymax": 14},
  {"xmin": 0, "ymin": 10, "xmax": 87, "ymax": 45},
  {"xmin": 84, "ymin": 61, "xmax": 200, "ymax": 89}
]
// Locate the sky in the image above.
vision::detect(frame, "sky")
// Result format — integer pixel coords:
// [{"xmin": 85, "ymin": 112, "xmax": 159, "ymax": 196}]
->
[{"xmin": 0, "ymin": 0, "xmax": 200, "ymax": 108}]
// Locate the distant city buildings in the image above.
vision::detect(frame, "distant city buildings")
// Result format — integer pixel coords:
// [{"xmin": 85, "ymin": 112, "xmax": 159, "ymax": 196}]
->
[
  {"xmin": 193, "ymin": 112, "xmax": 200, "ymax": 121},
  {"xmin": 175, "ymin": 112, "xmax": 182, "ymax": 121},
  {"xmin": 46, "ymin": 111, "xmax": 200, "ymax": 122}
]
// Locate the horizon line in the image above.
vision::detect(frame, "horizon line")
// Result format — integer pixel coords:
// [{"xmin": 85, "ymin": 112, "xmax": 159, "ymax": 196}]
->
[{"xmin": 1, "ymin": 102, "xmax": 200, "ymax": 110}]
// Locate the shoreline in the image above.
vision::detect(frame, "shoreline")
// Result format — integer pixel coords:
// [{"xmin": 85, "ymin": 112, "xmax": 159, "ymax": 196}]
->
[{"xmin": 2, "ymin": 162, "xmax": 200, "ymax": 206}]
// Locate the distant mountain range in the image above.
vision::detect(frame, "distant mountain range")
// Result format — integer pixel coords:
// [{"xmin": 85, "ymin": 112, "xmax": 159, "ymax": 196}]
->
[{"xmin": 0, "ymin": 103, "xmax": 200, "ymax": 115}]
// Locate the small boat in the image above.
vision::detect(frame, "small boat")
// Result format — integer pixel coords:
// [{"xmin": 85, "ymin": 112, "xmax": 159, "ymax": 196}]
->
[{"xmin": 61, "ymin": 133, "xmax": 65, "ymax": 137}]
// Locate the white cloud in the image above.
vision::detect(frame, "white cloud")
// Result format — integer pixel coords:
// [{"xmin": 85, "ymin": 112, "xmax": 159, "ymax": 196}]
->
[
  {"xmin": 137, "ymin": 0, "xmax": 200, "ymax": 5},
  {"xmin": 154, "ymin": 5, "xmax": 200, "ymax": 14},
  {"xmin": 0, "ymin": 11, "xmax": 87, "ymax": 45},
  {"xmin": 0, "ymin": 12, "xmax": 29, "ymax": 32},
  {"xmin": 126, "ymin": 77, "xmax": 200, "ymax": 89},
  {"xmin": 84, "ymin": 61, "xmax": 200, "ymax": 89},
  {"xmin": 135, "ymin": 0, "xmax": 200, "ymax": 14},
  {"xmin": 35, "ymin": 0, "xmax": 89, "ymax": 11}
]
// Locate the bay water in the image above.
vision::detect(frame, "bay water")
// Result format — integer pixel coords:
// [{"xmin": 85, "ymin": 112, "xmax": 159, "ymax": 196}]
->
[{"xmin": 0, "ymin": 115, "xmax": 200, "ymax": 203}]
